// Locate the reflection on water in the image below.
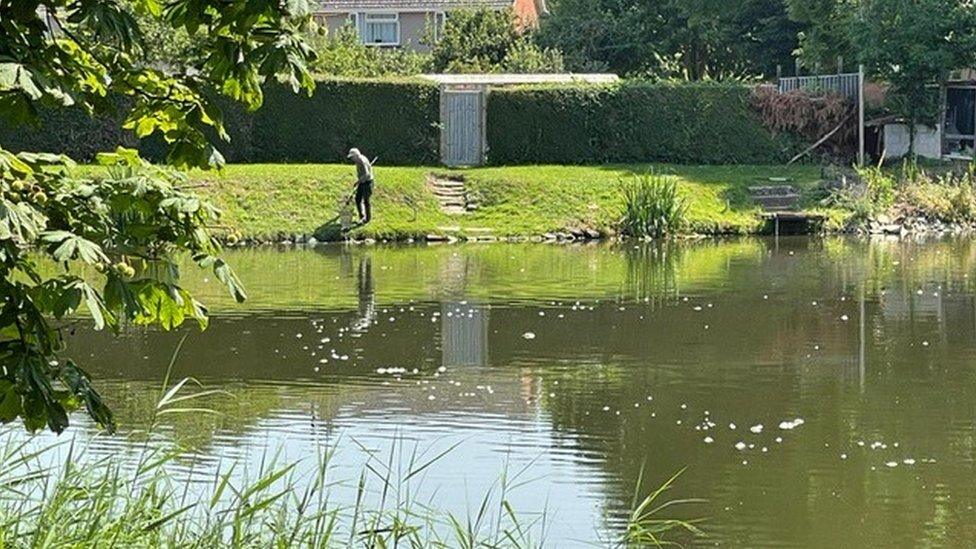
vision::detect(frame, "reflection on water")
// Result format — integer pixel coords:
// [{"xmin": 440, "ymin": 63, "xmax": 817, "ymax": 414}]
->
[{"xmin": 21, "ymin": 237, "xmax": 976, "ymax": 546}]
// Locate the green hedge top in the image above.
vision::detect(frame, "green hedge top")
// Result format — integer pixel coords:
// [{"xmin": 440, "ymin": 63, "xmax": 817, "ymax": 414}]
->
[
  {"xmin": 485, "ymin": 81, "xmax": 791, "ymax": 165},
  {"xmin": 3, "ymin": 78, "xmax": 794, "ymax": 166},
  {"xmin": 0, "ymin": 78, "xmax": 442, "ymax": 166},
  {"xmin": 252, "ymin": 78, "xmax": 440, "ymax": 165}
]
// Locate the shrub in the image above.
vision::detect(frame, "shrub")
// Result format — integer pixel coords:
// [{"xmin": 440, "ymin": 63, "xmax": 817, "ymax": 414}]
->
[
  {"xmin": 620, "ymin": 173, "xmax": 688, "ymax": 238},
  {"xmin": 486, "ymin": 82, "xmax": 792, "ymax": 164},
  {"xmin": 252, "ymin": 79, "xmax": 440, "ymax": 164},
  {"xmin": 858, "ymin": 165, "xmax": 897, "ymax": 211},
  {"xmin": 431, "ymin": 8, "xmax": 520, "ymax": 72},
  {"xmin": 828, "ymin": 161, "xmax": 976, "ymax": 225},
  {"xmin": 0, "ymin": 99, "xmax": 135, "ymax": 160},
  {"xmin": 827, "ymin": 165, "xmax": 897, "ymax": 224},
  {"xmin": 500, "ymin": 39, "xmax": 565, "ymax": 73},
  {"xmin": 309, "ymin": 25, "xmax": 433, "ymax": 78},
  {"xmin": 750, "ymin": 86, "xmax": 855, "ymax": 160},
  {"xmin": 429, "ymin": 8, "xmax": 563, "ymax": 74},
  {"xmin": 0, "ymin": 79, "xmax": 441, "ymax": 165},
  {"xmin": 898, "ymin": 164, "xmax": 976, "ymax": 222}
]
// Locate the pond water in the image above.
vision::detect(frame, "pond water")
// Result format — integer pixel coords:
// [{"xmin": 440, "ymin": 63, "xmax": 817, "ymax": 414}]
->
[{"xmin": 23, "ymin": 236, "xmax": 976, "ymax": 546}]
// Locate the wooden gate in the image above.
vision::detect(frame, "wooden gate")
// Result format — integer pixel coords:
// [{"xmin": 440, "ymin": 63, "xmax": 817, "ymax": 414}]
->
[{"xmin": 440, "ymin": 89, "xmax": 485, "ymax": 167}]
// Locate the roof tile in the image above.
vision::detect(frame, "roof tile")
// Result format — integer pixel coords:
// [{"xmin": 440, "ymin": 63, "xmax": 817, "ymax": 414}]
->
[{"xmin": 318, "ymin": 0, "xmax": 512, "ymax": 11}]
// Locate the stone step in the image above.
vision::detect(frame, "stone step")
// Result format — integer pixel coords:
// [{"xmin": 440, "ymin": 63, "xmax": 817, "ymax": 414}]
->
[
  {"xmin": 748, "ymin": 184, "xmax": 798, "ymax": 196},
  {"xmin": 427, "ymin": 173, "xmax": 471, "ymax": 216},
  {"xmin": 432, "ymin": 189, "xmax": 466, "ymax": 198},
  {"xmin": 753, "ymin": 195, "xmax": 800, "ymax": 211},
  {"xmin": 432, "ymin": 180, "xmax": 465, "ymax": 188}
]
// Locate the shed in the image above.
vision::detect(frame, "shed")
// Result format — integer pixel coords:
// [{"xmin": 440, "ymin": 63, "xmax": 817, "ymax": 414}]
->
[{"xmin": 419, "ymin": 73, "xmax": 619, "ymax": 166}]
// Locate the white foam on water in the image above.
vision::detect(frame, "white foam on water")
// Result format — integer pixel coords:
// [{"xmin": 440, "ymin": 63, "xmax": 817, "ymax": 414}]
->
[{"xmin": 778, "ymin": 418, "xmax": 805, "ymax": 430}]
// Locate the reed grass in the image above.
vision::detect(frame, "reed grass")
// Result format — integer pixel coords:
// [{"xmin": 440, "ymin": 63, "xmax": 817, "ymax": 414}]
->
[{"xmin": 620, "ymin": 173, "xmax": 689, "ymax": 238}]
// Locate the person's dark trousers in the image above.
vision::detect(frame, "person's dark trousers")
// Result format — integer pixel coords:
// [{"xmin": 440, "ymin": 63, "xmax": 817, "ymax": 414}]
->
[{"xmin": 355, "ymin": 179, "xmax": 373, "ymax": 223}]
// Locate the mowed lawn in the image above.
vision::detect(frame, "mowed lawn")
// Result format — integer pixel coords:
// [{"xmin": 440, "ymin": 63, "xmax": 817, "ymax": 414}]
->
[{"xmin": 187, "ymin": 164, "xmax": 826, "ymax": 239}]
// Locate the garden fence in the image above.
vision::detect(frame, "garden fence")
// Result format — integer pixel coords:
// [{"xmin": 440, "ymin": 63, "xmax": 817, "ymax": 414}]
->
[
  {"xmin": 778, "ymin": 67, "xmax": 865, "ymax": 165},
  {"xmin": 777, "ymin": 73, "xmax": 861, "ymax": 101}
]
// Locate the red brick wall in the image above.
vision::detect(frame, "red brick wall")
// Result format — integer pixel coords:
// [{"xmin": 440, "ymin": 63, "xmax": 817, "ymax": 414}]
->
[{"xmin": 513, "ymin": 0, "xmax": 540, "ymax": 28}]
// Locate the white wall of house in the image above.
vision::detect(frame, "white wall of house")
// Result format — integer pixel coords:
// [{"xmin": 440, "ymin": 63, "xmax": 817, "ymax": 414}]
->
[
  {"xmin": 318, "ymin": 11, "xmax": 441, "ymax": 52},
  {"xmin": 883, "ymin": 124, "xmax": 942, "ymax": 159}
]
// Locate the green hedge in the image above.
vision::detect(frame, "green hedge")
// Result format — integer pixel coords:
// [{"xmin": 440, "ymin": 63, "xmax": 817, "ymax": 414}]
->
[
  {"xmin": 250, "ymin": 79, "xmax": 439, "ymax": 164},
  {"xmin": 486, "ymin": 82, "xmax": 792, "ymax": 164},
  {"xmin": 3, "ymin": 79, "xmax": 793, "ymax": 166},
  {"xmin": 0, "ymin": 78, "xmax": 440, "ymax": 165},
  {"xmin": 0, "ymin": 98, "xmax": 137, "ymax": 161}
]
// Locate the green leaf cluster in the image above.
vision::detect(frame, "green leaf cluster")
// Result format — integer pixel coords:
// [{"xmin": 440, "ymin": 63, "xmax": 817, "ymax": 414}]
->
[
  {"xmin": 0, "ymin": 147, "xmax": 246, "ymax": 433},
  {"xmin": 430, "ymin": 8, "xmax": 564, "ymax": 74},
  {"xmin": 790, "ymin": 0, "xmax": 976, "ymax": 155},
  {"xmin": 0, "ymin": 1, "xmax": 316, "ymax": 433},
  {"xmin": 0, "ymin": 0, "xmax": 316, "ymax": 169},
  {"xmin": 537, "ymin": 0, "xmax": 801, "ymax": 79},
  {"xmin": 308, "ymin": 25, "xmax": 434, "ymax": 78}
]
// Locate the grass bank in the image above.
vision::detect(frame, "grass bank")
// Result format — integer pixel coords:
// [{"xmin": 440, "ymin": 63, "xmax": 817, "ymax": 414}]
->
[{"xmin": 188, "ymin": 164, "xmax": 828, "ymax": 241}]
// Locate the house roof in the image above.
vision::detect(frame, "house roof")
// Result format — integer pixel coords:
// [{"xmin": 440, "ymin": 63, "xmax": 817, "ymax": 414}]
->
[{"xmin": 317, "ymin": 0, "xmax": 514, "ymax": 11}]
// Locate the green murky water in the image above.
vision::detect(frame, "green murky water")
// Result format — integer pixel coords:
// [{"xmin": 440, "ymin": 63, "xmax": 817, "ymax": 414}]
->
[{"xmin": 25, "ymin": 237, "xmax": 976, "ymax": 546}]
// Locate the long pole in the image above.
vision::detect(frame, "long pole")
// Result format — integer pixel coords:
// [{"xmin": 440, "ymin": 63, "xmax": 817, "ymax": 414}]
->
[
  {"xmin": 859, "ymin": 283, "xmax": 865, "ymax": 391},
  {"xmin": 858, "ymin": 64, "xmax": 866, "ymax": 166}
]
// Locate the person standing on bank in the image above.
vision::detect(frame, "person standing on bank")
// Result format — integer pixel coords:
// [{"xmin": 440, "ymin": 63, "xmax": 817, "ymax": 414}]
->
[{"xmin": 347, "ymin": 148, "xmax": 374, "ymax": 225}]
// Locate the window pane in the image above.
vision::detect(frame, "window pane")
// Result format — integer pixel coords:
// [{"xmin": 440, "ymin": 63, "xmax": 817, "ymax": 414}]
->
[
  {"xmin": 944, "ymin": 137, "xmax": 975, "ymax": 157},
  {"xmin": 945, "ymin": 88, "xmax": 975, "ymax": 136},
  {"xmin": 363, "ymin": 21, "xmax": 397, "ymax": 43}
]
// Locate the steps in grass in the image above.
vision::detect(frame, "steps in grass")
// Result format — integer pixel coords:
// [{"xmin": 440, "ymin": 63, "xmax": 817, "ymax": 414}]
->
[
  {"xmin": 748, "ymin": 185, "xmax": 801, "ymax": 212},
  {"xmin": 427, "ymin": 174, "xmax": 480, "ymax": 215}
]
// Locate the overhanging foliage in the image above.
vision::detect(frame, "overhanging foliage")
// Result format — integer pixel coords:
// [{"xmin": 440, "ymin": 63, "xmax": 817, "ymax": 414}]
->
[{"xmin": 0, "ymin": 0, "xmax": 316, "ymax": 432}]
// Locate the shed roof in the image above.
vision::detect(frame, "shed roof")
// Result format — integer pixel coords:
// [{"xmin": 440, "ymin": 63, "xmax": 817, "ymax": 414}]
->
[
  {"xmin": 419, "ymin": 73, "xmax": 619, "ymax": 86},
  {"xmin": 949, "ymin": 68, "xmax": 976, "ymax": 82},
  {"xmin": 318, "ymin": 0, "xmax": 512, "ymax": 10}
]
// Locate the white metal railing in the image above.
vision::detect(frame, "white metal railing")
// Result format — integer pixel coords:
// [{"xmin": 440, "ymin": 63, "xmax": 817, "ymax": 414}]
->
[{"xmin": 778, "ymin": 73, "xmax": 861, "ymax": 100}]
